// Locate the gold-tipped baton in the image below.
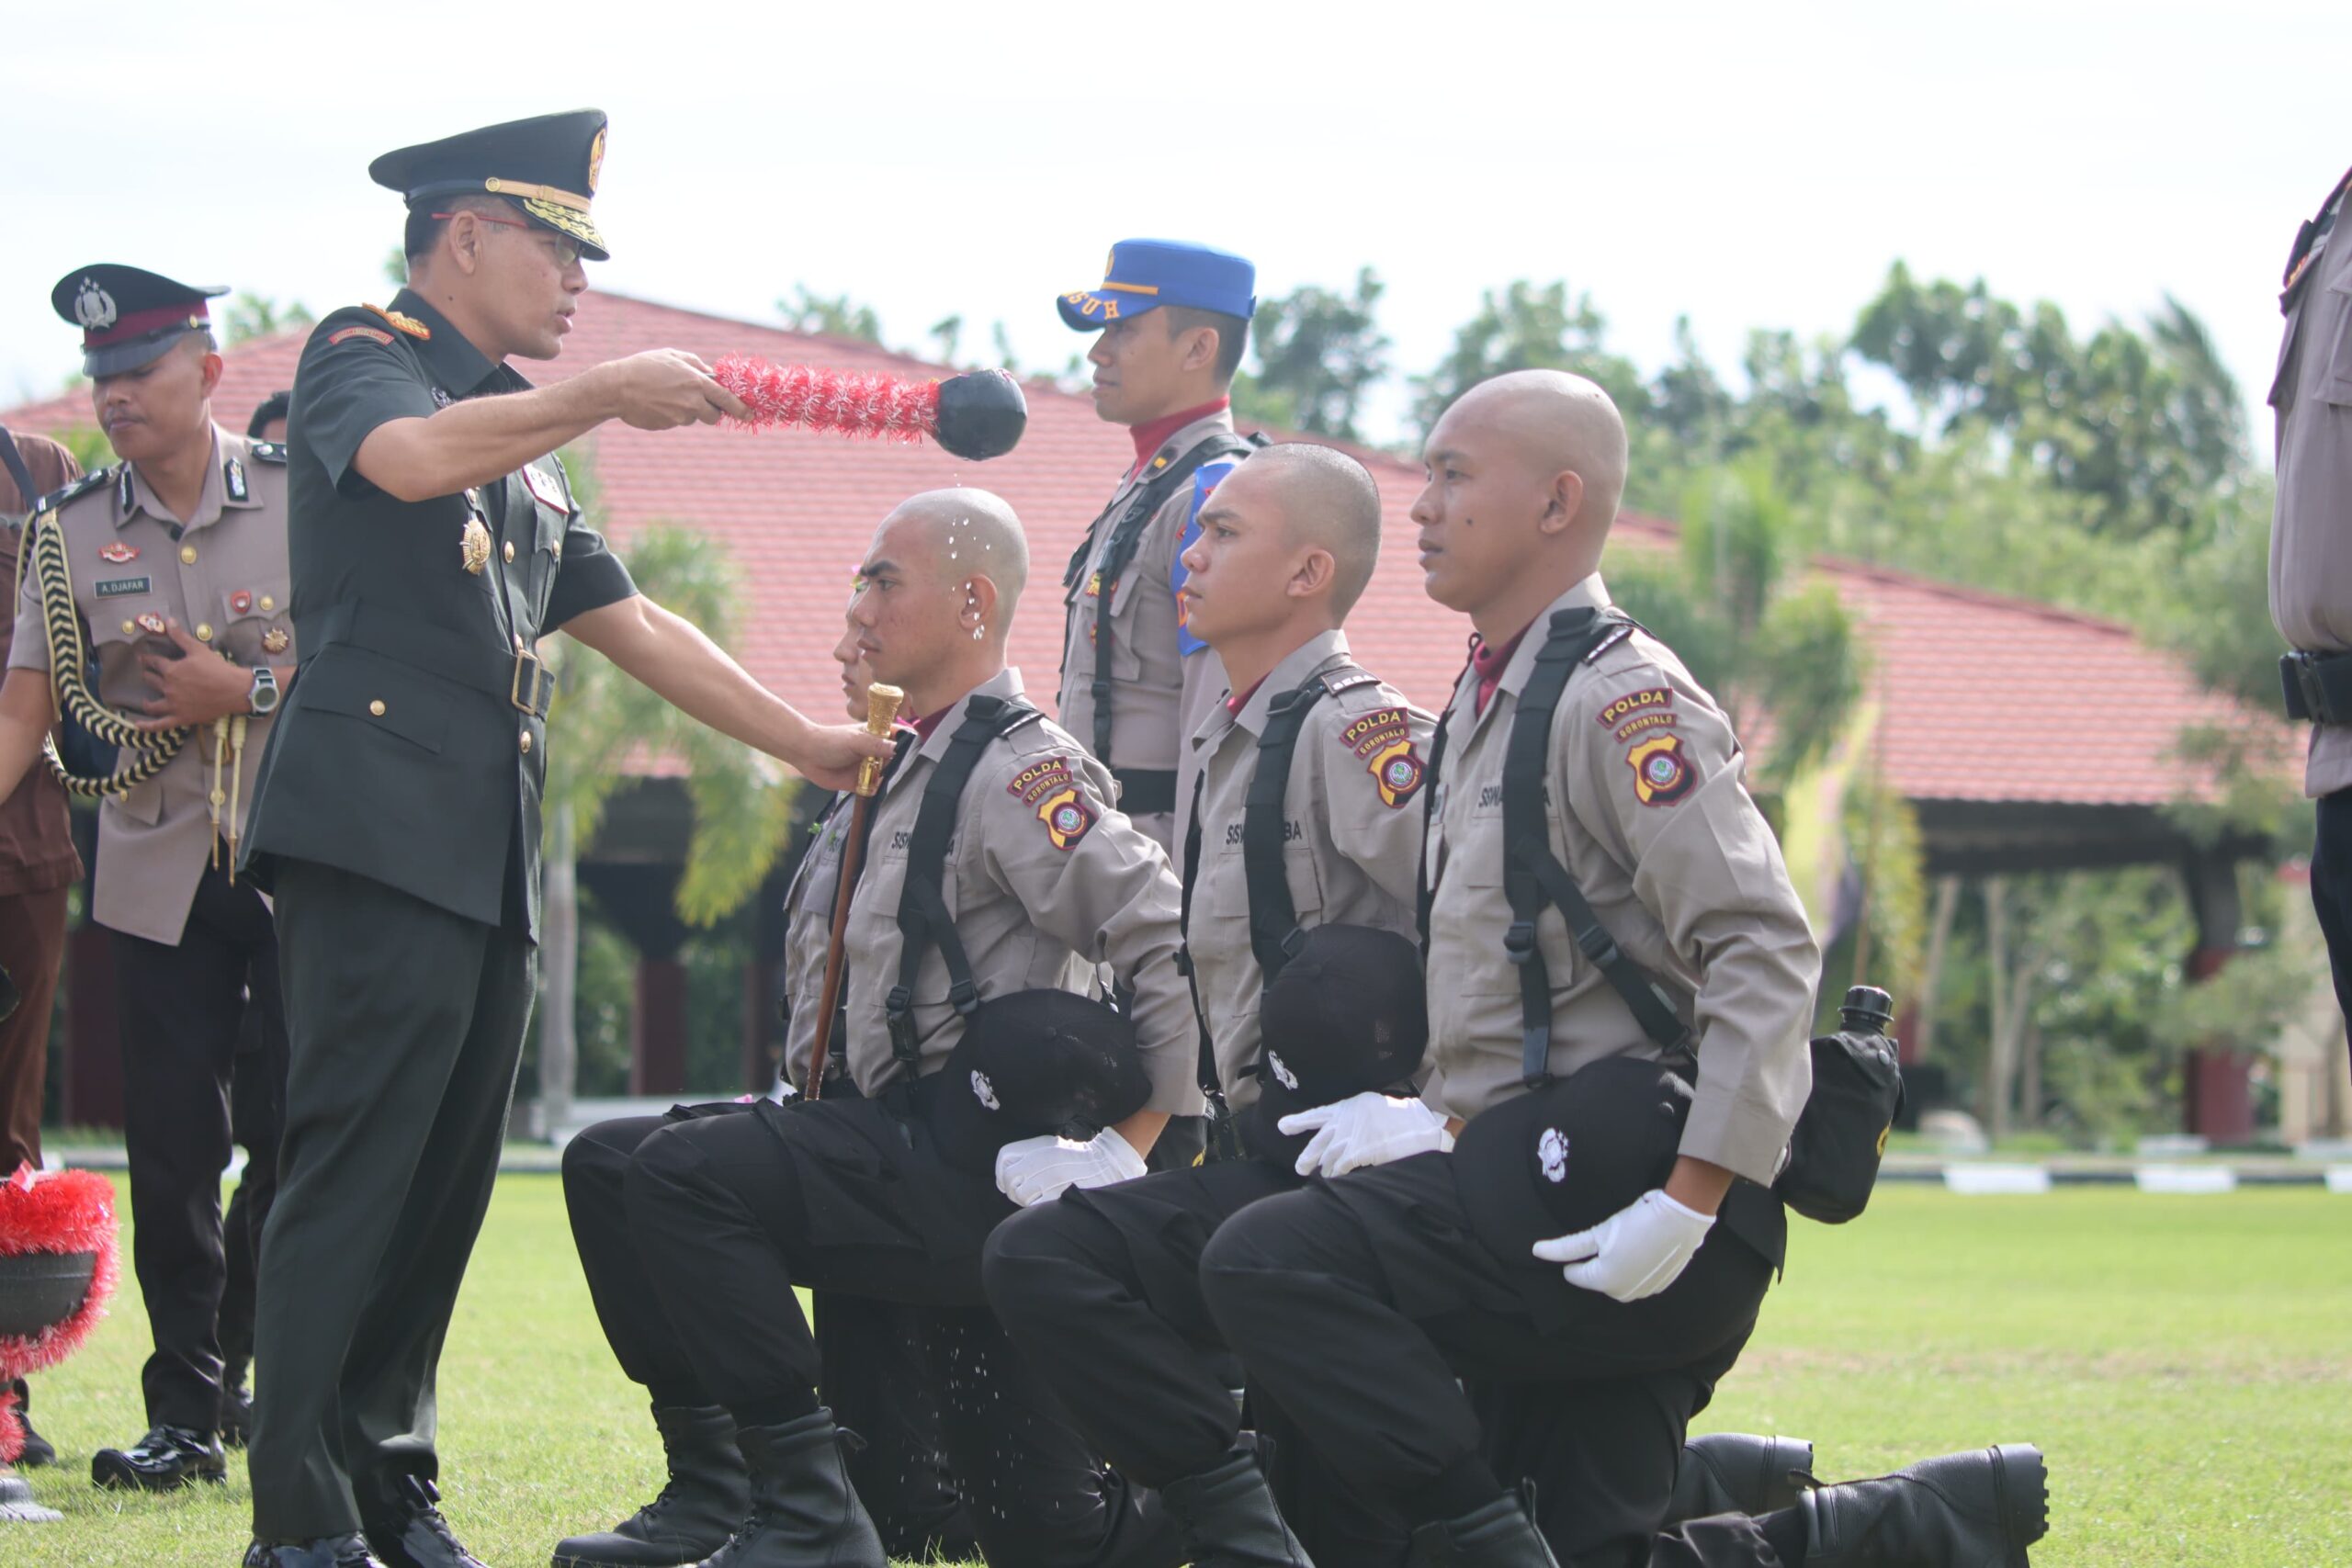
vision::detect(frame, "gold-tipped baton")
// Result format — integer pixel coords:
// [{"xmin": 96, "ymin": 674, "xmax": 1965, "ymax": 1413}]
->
[{"xmin": 804, "ymin": 682, "xmax": 903, "ymax": 1100}]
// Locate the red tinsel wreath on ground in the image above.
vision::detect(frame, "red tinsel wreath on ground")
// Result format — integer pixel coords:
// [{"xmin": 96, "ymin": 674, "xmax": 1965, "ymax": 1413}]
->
[{"xmin": 0, "ymin": 1165, "xmax": 119, "ymax": 1464}]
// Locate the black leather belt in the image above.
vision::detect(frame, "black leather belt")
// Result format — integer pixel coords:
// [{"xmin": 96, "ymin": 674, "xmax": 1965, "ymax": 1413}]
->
[
  {"xmin": 2281, "ymin": 650, "xmax": 2352, "ymax": 726},
  {"xmin": 1112, "ymin": 767, "xmax": 1177, "ymax": 817},
  {"xmin": 300, "ymin": 601, "xmax": 556, "ymax": 718}
]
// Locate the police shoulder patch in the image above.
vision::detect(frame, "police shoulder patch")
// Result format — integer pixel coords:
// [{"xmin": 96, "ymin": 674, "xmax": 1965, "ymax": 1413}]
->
[
  {"xmin": 328, "ymin": 325, "xmax": 396, "ymax": 348},
  {"xmin": 1626, "ymin": 733, "xmax": 1697, "ymax": 807},
  {"xmin": 248, "ymin": 441, "xmax": 288, "ymax": 465}
]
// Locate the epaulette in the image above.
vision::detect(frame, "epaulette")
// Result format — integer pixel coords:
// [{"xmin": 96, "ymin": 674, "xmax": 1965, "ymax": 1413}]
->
[
  {"xmin": 249, "ymin": 442, "xmax": 288, "ymax": 466},
  {"xmin": 1319, "ymin": 668, "xmax": 1384, "ymax": 697},
  {"xmin": 35, "ymin": 468, "xmax": 114, "ymax": 516},
  {"xmin": 362, "ymin": 303, "xmax": 432, "ymax": 341}
]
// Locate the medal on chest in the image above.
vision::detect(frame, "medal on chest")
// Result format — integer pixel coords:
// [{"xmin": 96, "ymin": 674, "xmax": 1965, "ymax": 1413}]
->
[{"xmin": 460, "ymin": 492, "xmax": 493, "ymax": 576}]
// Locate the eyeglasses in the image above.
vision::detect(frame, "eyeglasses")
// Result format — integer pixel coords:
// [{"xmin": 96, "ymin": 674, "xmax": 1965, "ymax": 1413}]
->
[{"xmin": 430, "ymin": 210, "xmax": 583, "ymax": 269}]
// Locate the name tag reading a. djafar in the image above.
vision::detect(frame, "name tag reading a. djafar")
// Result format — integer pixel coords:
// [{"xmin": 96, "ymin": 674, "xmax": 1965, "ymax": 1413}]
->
[{"xmin": 96, "ymin": 576, "xmax": 153, "ymax": 598}]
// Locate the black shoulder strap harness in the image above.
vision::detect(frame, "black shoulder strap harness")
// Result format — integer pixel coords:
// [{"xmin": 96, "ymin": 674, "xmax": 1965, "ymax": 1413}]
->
[
  {"xmin": 1177, "ymin": 663, "xmax": 1378, "ymax": 1150},
  {"xmin": 1420, "ymin": 608, "xmax": 1693, "ymax": 1091},
  {"xmin": 885, "ymin": 694, "xmax": 1046, "ymax": 1077},
  {"xmin": 1061, "ymin": 430, "xmax": 1261, "ymax": 773}
]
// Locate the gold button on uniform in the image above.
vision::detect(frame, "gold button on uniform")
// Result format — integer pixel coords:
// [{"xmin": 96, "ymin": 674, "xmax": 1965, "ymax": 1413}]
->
[
  {"xmin": 369, "ymin": 700, "xmax": 387, "ymax": 717},
  {"xmin": 195, "ymin": 624, "xmax": 214, "ymax": 642},
  {"xmin": 180, "ymin": 545, "xmax": 198, "ymax": 565},
  {"xmin": 259, "ymin": 595, "xmax": 275, "ymax": 612},
  {"xmin": 503, "ymin": 542, "xmax": 515, "ymax": 563},
  {"xmin": 120, "ymin": 620, "xmax": 136, "ymax": 637},
  {"xmin": 519, "ymin": 730, "xmax": 533, "ymax": 755}
]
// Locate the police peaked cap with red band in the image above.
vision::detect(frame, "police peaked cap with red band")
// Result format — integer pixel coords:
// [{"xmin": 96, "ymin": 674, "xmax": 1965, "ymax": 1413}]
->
[
  {"xmin": 370, "ymin": 107, "xmax": 611, "ymax": 262},
  {"xmin": 1058, "ymin": 239, "xmax": 1257, "ymax": 330},
  {"xmin": 51, "ymin": 265, "xmax": 229, "ymax": 378}
]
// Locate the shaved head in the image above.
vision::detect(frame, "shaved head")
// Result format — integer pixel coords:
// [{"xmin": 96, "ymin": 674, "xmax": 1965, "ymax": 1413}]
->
[
  {"xmin": 885, "ymin": 486, "xmax": 1029, "ymax": 618},
  {"xmin": 1442, "ymin": 369, "xmax": 1627, "ymax": 536},
  {"xmin": 1243, "ymin": 443, "xmax": 1385, "ymax": 615}
]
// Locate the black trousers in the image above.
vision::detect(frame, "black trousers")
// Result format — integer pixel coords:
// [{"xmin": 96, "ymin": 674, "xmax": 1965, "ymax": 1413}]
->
[
  {"xmin": 562, "ymin": 1110, "xmax": 975, "ymax": 1561},
  {"xmin": 624, "ymin": 1094, "xmax": 1179, "ymax": 1568},
  {"xmin": 249, "ymin": 860, "xmax": 533, "ymax": 1541},
  {"xmin": 2312, "ymin": 790, "xmax": 2352, "ymax": 1072},
  {"xmin": 220, "ymin": 996, "xmax": 288, "ymax": 1382},
  {"xmin": 1200, "ymin": 1153, "xmax": 1783, "ymax": 1567},
  {"xmin": 983, "ymin": 1157, "xmax": 1410, "ymax": 1564},
  {"xmin": 110, "ymin": 858, "xmax": 287, "ymax": 1434}
]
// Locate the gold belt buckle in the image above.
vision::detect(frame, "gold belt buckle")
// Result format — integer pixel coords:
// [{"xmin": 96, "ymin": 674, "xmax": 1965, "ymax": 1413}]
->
[{"xmin": 511, "ymin": 648, "xmax": 545, "ymax": 714}]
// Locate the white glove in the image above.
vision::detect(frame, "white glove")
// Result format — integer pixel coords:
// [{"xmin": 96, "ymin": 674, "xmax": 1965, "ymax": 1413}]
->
[
  {"xmin": 1280, "ymin": 1091, "xmax": 1455, "ymax": 1179},
  {"xmin": 994, "ymin": 1126, "xmax": 1147, "ymax": 1207},
  {"xmin": 1530, "ymin": 1189, "xmax": 1714, "ymax": 1303}
]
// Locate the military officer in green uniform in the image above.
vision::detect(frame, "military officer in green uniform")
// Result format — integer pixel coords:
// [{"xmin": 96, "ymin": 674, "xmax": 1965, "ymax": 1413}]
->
[
  {"xmin": 0, "ymin": 265, "xmax": 298, "ymax": 1495},
  {"xmin": 235, "ymin": 109, "xmax": 889, "ymax": 1568}
]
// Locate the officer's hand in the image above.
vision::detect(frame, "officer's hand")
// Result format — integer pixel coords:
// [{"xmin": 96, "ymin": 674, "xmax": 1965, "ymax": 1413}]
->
[
  {"xmin": 600, "ymin": 349, "xmax": 751, "ymax": 431},
  {"xmin": 1280, "ymin": 1091, "xmax": 1454, "ymax": 1179},
  {"xmin": 1531, "ymin": 1189, "xmax": 1714, "ymax": 1303},
  {"xmin": 994, "ymin": 1127, "xmax": 1147, "ymax": 1207},
  {"xmin": 790, "ymin": 721, "xmax": 898, "ymax": 793},
  {"xmin": 131, "ymin": 620, "xmax": 252, "ymax": 732}
]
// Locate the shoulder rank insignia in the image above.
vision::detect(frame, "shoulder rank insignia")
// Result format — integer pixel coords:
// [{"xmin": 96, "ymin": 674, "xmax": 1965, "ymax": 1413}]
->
[
  {"xmin": 249, "ymin": 442, "xmax": 288, "ymax": 466},
  {"xmin": 363, "ymin": 303, "xmax": 431, "ymax": 340},
  {"xmin": 1321, "ymin": 668, "xmax": 1383, "ymax": 695},
  {"xmin": 224, "ymin": 457, "xmax": 248, "ymax": 502},
  {"xmin": 523, "ymin": 464, "xmax": 568, "ymax": 511},
  {"xmin": 97, "ymin": 541, "xmax": 139, "ymax": 564},
  {"xmin": 34, "ymin": 468, "xmax": 112, "ymax": 515}
]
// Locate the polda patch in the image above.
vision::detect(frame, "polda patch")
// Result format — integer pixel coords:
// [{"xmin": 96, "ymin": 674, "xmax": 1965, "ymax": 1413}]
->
[
  {"xmin": 1037, "ymin": 785, "xmax": 1096, "ymax": 850},
  {"xmin": 1596, "ymin": 688, "xmax": 1673, "ymax": 730},
  {"xmin": 1367, "ymin": 738, "xmax": 1426, "ymax": 808},
  {"xmin": 1627, "ymin": 734, "xmax": 1696, "ymax": 807}
]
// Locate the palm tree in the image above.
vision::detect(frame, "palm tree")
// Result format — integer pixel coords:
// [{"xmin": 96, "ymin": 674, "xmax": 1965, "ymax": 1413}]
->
[{"xmin": 536, "ymin": 479, "xmax": 802, "ymax": 1133}]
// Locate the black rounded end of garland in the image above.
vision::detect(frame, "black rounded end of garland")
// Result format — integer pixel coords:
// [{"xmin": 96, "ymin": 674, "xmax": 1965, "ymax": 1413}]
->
[{"xmin": 934, "ymin": 369, "xmax": 1028, "ymax": 462}]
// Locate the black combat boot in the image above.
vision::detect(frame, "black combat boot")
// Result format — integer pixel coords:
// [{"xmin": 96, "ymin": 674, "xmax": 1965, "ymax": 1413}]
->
[
  {"xmin": 1406, "ymin": 1486, "xmax": 1560, "ymax": 1566},
  {"xmin": 553, "ymin": 1404, "xmax": 752, "ymax": 1568},
  {"xmin": 1159, "ymin": 1447, "xmax": 1316, "ymax": 1567},
  {"xmin": 363, "ymin": 1472, "xmax": 490, "ymax": 1568},
  {"xmin": 91, "ymin": 1423, "xmax": 228, "ymax": 1491},
  {"xmin": 1666, "ymin": 1433, "xmax": 1816, "ymax": 1524},
  {"xmin": 1800, "ymin": 1444, "xmax": 2049, "ymax": 1568},
  {"xmin": 243, "ymin": 1533, "xmax": 390, "ymax": 1568},
  {"xmin": 693, "ymin": 1409, "xmax": 885, "ymax": 1568}
]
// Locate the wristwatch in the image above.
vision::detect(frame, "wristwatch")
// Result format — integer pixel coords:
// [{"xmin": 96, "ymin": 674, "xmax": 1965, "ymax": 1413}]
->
[{"xmin": 247, "ymin": 665, "xmax": 281, "ymax": 716}]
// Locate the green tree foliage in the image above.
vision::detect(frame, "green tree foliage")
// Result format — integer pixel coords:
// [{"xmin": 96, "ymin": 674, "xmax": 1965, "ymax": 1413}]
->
[
  {"xmin": 778, "ymin": 287, "xmax": 884, "ymax": 344},
  {"xmin": 1411, "ymin": 280, "xmax": 1649, "ymax": 436},
  {"xmin": 1232, "ymin": 267, "xmax": 1392, "ymax": 442},
  {"xmin": 220, "ymin": 292, "xmax": 314, "ymax": 346}
]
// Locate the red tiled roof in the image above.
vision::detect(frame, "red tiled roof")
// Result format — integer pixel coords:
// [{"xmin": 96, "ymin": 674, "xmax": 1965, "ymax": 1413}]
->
[{"xmin": 3, "ymin": 291, "xmax": 2279, "ymax": 810}]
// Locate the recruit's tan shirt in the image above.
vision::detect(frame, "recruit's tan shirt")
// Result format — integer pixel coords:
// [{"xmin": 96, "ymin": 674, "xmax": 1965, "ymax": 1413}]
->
[
  {"xmin": 840, "ymin": 668, "xmax": 1202, "ymax": 1114},
  {"xmin": 0, "ymin": 429, "xmax": 84, "ymax": 897},
  {"xmin": 1421, "ymin": 576, "xmax": 1817, "ymax": 1187},
  {"xmin": 8, "ymin": 426, "xmax": 295, "ymax": 945},
  {"xmin": 2268, "ymin": 173, "xmax": 2352, "ymax": 797},
  {"xmin": 1185, "ymin": 630, "xmax": 1432, "ymax": 1113},
  {"xmin": 780, "ymin": 793, "xmax": 851, "ymax": 1093},
  {"xmin": 1057, "ymin": 410, "xmax": 1241, "ymax": 850}
]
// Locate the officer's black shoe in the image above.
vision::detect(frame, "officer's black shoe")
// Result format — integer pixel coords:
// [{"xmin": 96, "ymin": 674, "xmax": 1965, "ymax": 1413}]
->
[
  {"xmin": 552, "ymin": 1404, "xmax": 751, "ymax": 1567},
  {"xmin": 243, "ymin": 1533, "xmax": 391, "ymax": 1568},
  {"xmin": 91, "ymin": 1424, "xmax": 228, "ymax": 1491},
  {"xmin": 9, "ymin": 1379, "xmax": 54, "ymax": 1467},
  {"xmin": 1665, "ymin": 1433, "xmax": 1817, "ymax": 1525},
  {"xmin": 1800, "ymin": 1444, "xmax": 2050, "ymax": 1568},
  {"xmin": 1405, "ymin": 1486, "xmax": 1561, "ymax": 1567},
  {"xmin": 695, "ymin": 1409, "xmax": 884, "ymax": 1568},
  {"xmin": 220, "ymin": 1367, "xmax": 255, "ymax": 1451},
  {"xmin": 1159, "ymin": 1447, "xmax": 1316, "ymax": 1567},
  {"xmin": 363, "ymin": 1473, "xmax": 490, "ymax": 1568}
]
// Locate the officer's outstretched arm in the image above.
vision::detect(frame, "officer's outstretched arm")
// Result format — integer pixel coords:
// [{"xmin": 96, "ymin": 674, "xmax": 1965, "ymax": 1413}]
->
[
  {"xmin": 0, "ymin": 669, "xmax": 56, "ymax": 805},
  {"xmin": 561, "ymin": 593, "xmax": 890, "ymax": 794}
]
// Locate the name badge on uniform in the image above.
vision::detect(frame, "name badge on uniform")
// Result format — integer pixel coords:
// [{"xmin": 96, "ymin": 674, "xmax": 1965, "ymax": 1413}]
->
[
  {"xmin": 224, "ymin": 457, "xmax": 248, "ymax": 502},
  {"xmin": 96, "ymin": 576, "xmax": 153, "ymax": 599},
  {"xmin": 523, "ymin": 465, "xmax": 566, "ymax": 512}
]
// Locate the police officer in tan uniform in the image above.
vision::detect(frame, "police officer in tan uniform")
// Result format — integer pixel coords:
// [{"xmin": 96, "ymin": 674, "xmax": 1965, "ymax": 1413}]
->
[
  {"xmin": 1188, "ymin": 373, "xmax": 2050, "ymax": 1568},
  {"xmin": 609, "ymin": 488, "xmax": 1203, "ymax": 1567},
  {"xmin": 0, "ymin": 265, "xmax": 297, "ymax": 1493},
  {"xmin": 1056, "ymin": 239, "xmax": 1259, "ymax": 852},
  {"xmin": 553, "ymin": 615, "xmax": 972, "ymax": 1568}
]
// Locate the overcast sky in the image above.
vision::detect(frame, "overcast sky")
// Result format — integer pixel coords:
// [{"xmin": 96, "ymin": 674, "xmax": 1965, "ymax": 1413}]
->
[{"xmin": 5, "ymin": 0, "xmax": 2345, "ymax": 450}]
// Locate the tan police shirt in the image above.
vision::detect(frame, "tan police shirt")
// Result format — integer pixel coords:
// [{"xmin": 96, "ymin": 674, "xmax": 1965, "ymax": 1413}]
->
[
  {"xmin": 1421, "ymin": 576, "xmax": 1817, "ymax": 1188},
  {"xmin": 1185, "ymin": 630, "xmax": 1433, "ymax": 1112},
  {"xmin": 1057, "ymin": 409, "xmax": 1243, "ymax": 850},
  {"xmin": 841, "ymin": 668, "xmax": 1202, "ymax": 1114},
  {"xmin": 0, "ymin": 428, "xmax": 84, "ymax": 897},
  {"xmin": 7, "ymin": 426, "xmax": 295, "ymax": 946},
  {"xmin": 2268, "ymin": 171, "xmax": 2352, "ymax": 797},
  {"xmin": 780, "ymin": 793, "xmax": 852, "ymax": 1093}
]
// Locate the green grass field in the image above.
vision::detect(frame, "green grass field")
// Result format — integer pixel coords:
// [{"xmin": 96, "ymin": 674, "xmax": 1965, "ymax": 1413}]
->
[{"xmin": 8, "ymin": 1178, "xmax": 2350, "ymax": 1565}]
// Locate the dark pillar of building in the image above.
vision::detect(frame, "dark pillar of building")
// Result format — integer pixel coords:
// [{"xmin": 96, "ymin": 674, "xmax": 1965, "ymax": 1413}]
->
[
  {"xmin": 579, "ymin": 863, "xmax": 692, "ymax": 1099},
  {"xmin": 631, "ymin": 958, "xmax": 689, "ymax": 1097},
  {"xmin": 2180, "ymin": 851, "xmax": 2253, "ymax": 1144}
]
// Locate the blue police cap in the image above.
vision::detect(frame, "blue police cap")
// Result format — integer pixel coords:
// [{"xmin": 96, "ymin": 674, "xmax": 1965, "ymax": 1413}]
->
[{"xmin": 1057, "ymin": 239, "xmax": 1256, "ymax": 331}]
